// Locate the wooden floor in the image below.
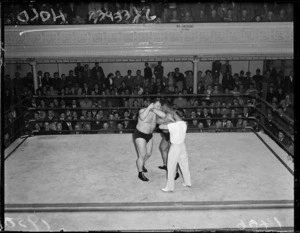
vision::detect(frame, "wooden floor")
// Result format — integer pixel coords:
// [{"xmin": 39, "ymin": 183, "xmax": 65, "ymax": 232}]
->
[{"xmin": 4, "ymin": 132, "xmax": 294, "ymax": 231}]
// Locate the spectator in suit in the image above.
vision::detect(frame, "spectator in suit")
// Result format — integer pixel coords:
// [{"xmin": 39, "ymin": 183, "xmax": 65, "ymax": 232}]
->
[
  {"xmin": 144, "ymin": 62, "xmax": 153, "ymax": 81},
  {"xmin": 278, "ymin": 130, "xmax": 289, "ymax": 147},
  {"xmin": 174, "ymin": 68, "xmax": 185, "ymax": 92},
  {"xmin": 154, "ymin": 61, "xmax": 164, "ymax": 81},
  {"xmin": 173, "ymin": 92, "xmax": 187, "ymax": 108},
  {"xmin": 266, "ymin": 84, "xmax": 277, "ymax": 103},
  {"xmin": 212, "ymin": 60, "xmax": 222, "ymax": 83},
  {"xmin": 284, "ymin": 71, "xmax": 293, "ymax": 94},
  {"xmin": 124, "ymin": 69, "xmax": 135, "ymax": 92},
  {"xmin": 134, "ymin": 70, "xmax": 145, "ymax": 88},
  {"xmin": 91, "ymin": 113, "xmax": 103, "ymax": 133},
  {"xmin": 104, "ymin": 73, "xmax": 114, "ymax": 90},
  {"xmin": 265, "ymin": 111, "xmax": 277, "ymax": 135},
  {"xmin": 74, "ymin": 62, "xmax": 84, "ymax": 76},
  {"xmin": 208, "ymin": 9, "xmax": 221, "ymax": 22},
  {"xmin": 111, "ymin": 71, "xmax": 122, "ymax": 90},
  {"xmin": 91, "ymin": 62, "xmax": 105, "ymax": 82}
]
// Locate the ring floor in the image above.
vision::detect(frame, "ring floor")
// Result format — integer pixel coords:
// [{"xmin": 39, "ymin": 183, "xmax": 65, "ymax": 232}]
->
[{"xmin": 4, "ymin": 132, "xmax": 294, "ymax": 231}]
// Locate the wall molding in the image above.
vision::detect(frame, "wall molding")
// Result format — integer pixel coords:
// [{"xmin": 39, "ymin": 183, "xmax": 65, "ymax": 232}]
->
[{"xmin": 4, "ymin": 22, "xmax": 293, "ymax": 61}]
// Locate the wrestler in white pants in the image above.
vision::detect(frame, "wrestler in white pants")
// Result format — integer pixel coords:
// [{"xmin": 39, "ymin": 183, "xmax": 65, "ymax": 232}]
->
[{"xmin": 164, "ymin": 142, "xmax": 191, "ymax": 191}]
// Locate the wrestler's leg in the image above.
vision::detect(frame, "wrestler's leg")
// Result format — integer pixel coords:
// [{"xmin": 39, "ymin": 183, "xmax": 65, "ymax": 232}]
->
[
  {"xmin": 159, "ymin": 136, "xmax": 168, "ymax": 166},
  {"xmin": 145, "ymin": 137, "xmax": 153, "ymax": 162},
  {"xmin": 135, "ymin": 138, "xmax": 147, "ymax": 171},
  {"xmin": 135, "ymin": 138, "xmax": 149, "ymax": 181}
]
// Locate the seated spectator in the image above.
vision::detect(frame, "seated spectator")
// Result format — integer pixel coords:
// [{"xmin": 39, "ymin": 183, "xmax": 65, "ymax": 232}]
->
[
  {"xmin": 241, "ymin": 120, "xmax": 251, "ymax": 132},
  {"xmin": 208, "ymin": 9, "xmax": 221, "ymax": 22},
  {"xmin": 115, "ymin": 122, "xmax": 124, "ymax": 134},
  {"xmin": 190, "ymin": 118, "xmax": 199, "ymax": 129},
  {"xmin": 73, "ymin": 123, "xmax": 82, "ymax": 134},
  {"xmin": 43, "ymin": 121, "xmax": 55, "ymax": 134},
  {"xmin": 80, "ymin": 96, "xmax": 92, "ymax": 117},
  {"xmin": 99, "ymin": 122, "xmax": 112, "ymax": 134},
  {"xmin": 197, "ymin": 122, "xmax": 204, "ymax": 132},
  {"xmin": 181, "ymin": 10, "xmax": 193, "ymax": 23},
  {"xmin": 224, "ymin": 8, "xmax": 237, "ymax": 21},
  {"xmin": 239, "ymin": 8, "xmax": 251, "ymax": 22},
  {"xmin": 226, "ymin": 120, "xmax": 234, "ymax": 132},
  {"xmin": 235, "ymin": 115, "xmax": 244, "ymax": 132},
  {"xmin": 55, "ymin": 122, "xmax": 63, "ymax": 134},
  {"xmin": 173, "ymin": 92, "xmax": 187, "ymax": 108},
  {"xmin": 253, "ymin": 14, "xmax": 263, "ymax": 22},
  {"xmin": 277, "ymin": 8, "xmax": 288, "ymax": 21},
  {"xmin": 170, "ymin": 10, "xmax": 180, "ymax": 23},
  {"xmin": 277, "ymin": 130, "xmax": 289, "ymax": 147}
]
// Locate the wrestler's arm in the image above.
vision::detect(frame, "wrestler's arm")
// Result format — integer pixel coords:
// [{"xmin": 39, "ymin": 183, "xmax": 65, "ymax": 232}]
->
[
  {"xmin": 157, "ymin": 113, "xmax": 175, "ymax": 124},
  {"xmin": 151, "ymin": 108, "xmax": 167, "ymax": 118},
  {"xmin": 139, "ymin": 103, "xmax": 154, "ymax": 121},
  {"xmin": 159, "ymin": 124, "xmax": 169, "ymax": 130}
]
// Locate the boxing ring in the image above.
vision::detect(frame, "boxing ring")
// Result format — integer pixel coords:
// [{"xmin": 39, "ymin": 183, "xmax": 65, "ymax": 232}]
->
[{"xmin": 4, "ymin": 131, "xmax": 293, "ymax": 231}]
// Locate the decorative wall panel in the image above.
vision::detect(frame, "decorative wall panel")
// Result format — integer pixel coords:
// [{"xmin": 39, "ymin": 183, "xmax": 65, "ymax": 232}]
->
[{"xmin": 4, "ymin": 22, "xmax": 293, "ymax": 61}]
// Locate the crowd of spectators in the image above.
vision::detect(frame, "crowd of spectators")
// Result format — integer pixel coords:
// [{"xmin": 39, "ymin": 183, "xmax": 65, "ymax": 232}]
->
[
  {"xmin": 4, "ymin": 1, "xmax": 293, "ymax": 25},
  {"xmin": 4, "ymin": 60, "xmax": 294, "ymax": 159}
]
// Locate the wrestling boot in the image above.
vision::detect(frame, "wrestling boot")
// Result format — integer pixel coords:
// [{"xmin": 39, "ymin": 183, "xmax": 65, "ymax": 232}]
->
[
  {"xmin": 138, "ymin": 172, "xmax": 149, "ymax": 182},
  {"xmin": 143, "ymin": 166, "xmax": 148, "ymax": 173},
  {"xmin": 158, "ymin": 165, "xmax": 167, "ymax": 170}
]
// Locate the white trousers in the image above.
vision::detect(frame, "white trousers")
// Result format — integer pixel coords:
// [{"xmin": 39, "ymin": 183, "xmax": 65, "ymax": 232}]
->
[{"xmin": 164, "ymin": 142, "xmax": 191, "ymax": 191}]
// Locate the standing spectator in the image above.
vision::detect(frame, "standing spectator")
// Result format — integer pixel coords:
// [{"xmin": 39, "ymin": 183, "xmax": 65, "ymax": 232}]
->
[
  {"xmin": 212, "ymin": 60, "xmax": 222, "ymax": 84},
  {"xmin": 243, "ymin": 71, "xmax": 252, "ymax": 90},
  {"xmin": 217, "ymin": 2, "xmax": 228, "ymax": 20},
  {"xmin": 221, "ymin": 61, "xmax": 232, "ymax": 77},
  {"xmin": 253, "ymin": 68, "xmax": 263, "ymax": 91},
  {"xmin": 65, "ymin": 70, "xmax": 76, "ymax": 88},
  {"xmin": 104, "ymin": 73, "xmax": 114, "ymax": 90},
  {"xmin": 154, "ymin": 61, "xmax": 164, "ymax": 81},
  {"xmin": 124, "ymin": 70, "xmax": 135, "ymax": 92},
  {"xmin": 113, "ymin": 70, "xmax": 124, "ymax": 89},
  {"xmin": 134, "ymin": 70, "xmax": 145, "ymax": 88},
  {"xmin": 203, "ymin": 70, "xmax": 213, "ymax": 89},
  {"xmin": 74, "ymin": 62, "xmax": 84, "ymax": 76},
  {"xmin": 144, "ymin": 62, "xmax": 153, "ymax": 81},
  {"xmin": 185, "ymin": 70, "xmax": 193, "ymax": 91},
  {"xmin": 41, "ymin": 72, "xmax": 52, "ymax": 88},
  {"xmin": 266, "ymin": 84, "xmax": 276, "ymax": 103},
  {"xmin": 222, "ymin": 71, "xmax": 234, "ymax": 91},
  {"xmin": 91, "ymin": 62, "xmax": 105, "ymax": 83},
  {"xmin": 74, "ymin": 1, "xmax": 88, "ymax": 23},
  {"xmin": 284, "ymin": 71, "xmax": 293, "ymax": 94},
  {"xmin": 174, "ymin": 68, "xmax": 185, "ymax": 92},
  {"xmin": 62, "ymin": 2, "xmax": 77, "ymax": 24}
]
